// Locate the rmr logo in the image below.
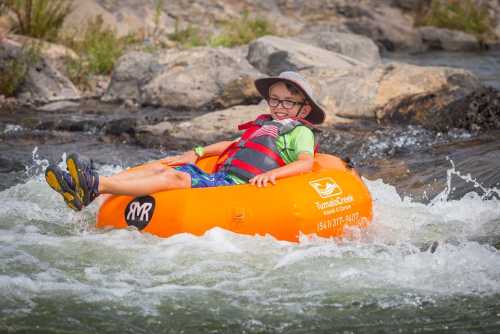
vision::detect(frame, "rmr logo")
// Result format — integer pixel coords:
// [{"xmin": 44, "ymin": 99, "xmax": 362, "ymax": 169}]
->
[
  {"xmin": 309, "ymin": 177, "xmax": 343, "ymax": 198},
  {"xmin": 125, "ymin": 196, "xmax": 156, "ymax": 230}
]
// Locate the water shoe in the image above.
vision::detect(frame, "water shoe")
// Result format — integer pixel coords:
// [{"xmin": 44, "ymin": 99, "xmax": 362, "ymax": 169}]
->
[
  {"xmin": 66, "ymin": 153, "xmax": 100, "ymax": 206},
  {"xmin": 45, "ymin": 164, "xmax": 83, "ymax": 211}
]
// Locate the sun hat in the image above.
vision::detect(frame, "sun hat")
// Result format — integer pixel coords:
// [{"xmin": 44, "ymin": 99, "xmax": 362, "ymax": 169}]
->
[{"xmin": 254, "ymin": 71, "xmax": 326, "ymax": 125}]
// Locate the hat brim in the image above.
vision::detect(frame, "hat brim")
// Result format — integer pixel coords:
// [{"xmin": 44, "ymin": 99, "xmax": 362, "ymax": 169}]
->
[{"xmin": 255, "ymin": 77, "xmax": 326, "ymax": 125}]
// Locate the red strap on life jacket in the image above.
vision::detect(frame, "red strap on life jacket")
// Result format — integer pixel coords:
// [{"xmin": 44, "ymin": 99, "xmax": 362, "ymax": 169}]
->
[
  {"xmin": 214, "ymin": 114, "xmax": 318, "ymax": 173},
  {"xmin": 230, "ymin": 159, "xmax": 264, "ymax": 175},
  {"xmin": 243, "ymin": 141, "xmax": 286, "ymax": 167}
]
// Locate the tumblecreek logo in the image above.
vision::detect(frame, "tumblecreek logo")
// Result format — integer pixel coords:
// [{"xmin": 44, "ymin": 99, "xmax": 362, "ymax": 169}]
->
[
  {"xmin": 125, "ymin": 196, "xmax": 156, "ymax": 230},
  {"xmin": 309, "ymin": 177, "xmax": 343, "ymax": 198}
]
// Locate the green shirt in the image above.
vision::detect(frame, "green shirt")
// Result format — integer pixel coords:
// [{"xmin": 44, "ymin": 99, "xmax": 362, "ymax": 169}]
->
[{"xmin": 228, "ymin": 126, "xmax": 315, "ymax": 184}]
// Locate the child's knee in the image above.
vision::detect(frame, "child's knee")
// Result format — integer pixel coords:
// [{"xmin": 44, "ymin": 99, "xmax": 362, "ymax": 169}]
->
[
  {"xmin": 149, "ymin": 162, "xmax": 169, "ymax": 174},
  {"xmin": 161, "ymin": 169, "xmax": 191, "ymax": 188}
]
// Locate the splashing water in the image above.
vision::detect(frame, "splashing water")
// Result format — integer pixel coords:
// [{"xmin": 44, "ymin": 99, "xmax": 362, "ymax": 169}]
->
[{"xmin": 0, "ymin": 155, "xmax": 499, "ymax": 333}]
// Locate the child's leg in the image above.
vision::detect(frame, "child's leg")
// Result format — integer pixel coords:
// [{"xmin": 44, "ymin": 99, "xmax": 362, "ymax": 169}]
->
[
  {"xmin": 108, "ymin": 161, "xmax": 169, "ymax": 181},
  {"xmin": 99, "ymin": 167, "xmax": 191, "ymax": 196}
]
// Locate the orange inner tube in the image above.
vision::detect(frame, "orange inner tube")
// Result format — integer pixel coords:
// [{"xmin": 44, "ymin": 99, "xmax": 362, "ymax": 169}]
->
[{"xmin": 96, "ymin": 154, "xmax": 373, "ymax": 242}]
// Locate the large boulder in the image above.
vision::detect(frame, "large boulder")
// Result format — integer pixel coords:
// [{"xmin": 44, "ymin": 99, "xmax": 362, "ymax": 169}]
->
[
  {"xmin": 136, "ymin": 104, "xmax": 266, "ymax": 147},
  {"xmin": 103, "ymin": 51, "xmax": 158, "ymax": 104},
  {"xmin": 295, "ymin": 30, "xmax": 381, "ymax": 66},
  {"xmin": 104, "ymin": 47, "xmax": 263, "ymax": 110},
  {"xmin": 0, "ymin": 38, "xmax": 79, "ymax": 104},
  {"xmin": 296, "ymin": 63, "xmax": 481, "ymax": 123},
  {"xmin": 63, "ymin": 0, "xmax": 162, "ymax": 38},
  {"xmin": 343, "ymin": 5, "xmax": 424, "ymax": 52},
  {"xmin": 495, "ymin": 23, "xmax": 500, "ymax": 40},
  {"xmin": 247, "ymin": 36, "xmax": 364, "ymax": 76},
  {"xmin": 378, "ymin": 87, "xmax": 500, "ymax": 131},
  {"xmin": 418, "ymin": 27, "xmax": 481, "ymax": 51}
]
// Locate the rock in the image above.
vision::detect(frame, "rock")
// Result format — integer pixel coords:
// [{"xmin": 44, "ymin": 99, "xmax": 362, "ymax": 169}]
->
[
  {"xmin": 135, "ymin": 121, "xmax": 177, "ymax": 148},
  {"xmin": 295, "ymin": 31, "xmax": 381, "ymax": 66},
  {"xmin": 18, "ymin": 57, "xmax": 80, "ymax": 104},
  {"xmin": 136, "ymin": 104, "xmax": 266, "ymax": 147},
  {"xmin": 0, "ymin": 38, "xmax": 80, "ymax": 104},
  {"xmin": 103, "ymin": 51, "xmax": 158, "ymax": 103},
  {"xmin": 103, "ymin": 118, "xmax": 138, "ymax": 136},
  {"xmin": 378, "ymin": 87, "xmax": 500, "ymax": 131},
  {"xmin": 295, "ymin": 63, "xmax": 481, "ymax": 123},
  {"xmin": 388, "ymin": 0, "xmax": 431, "ymax": 11},
  {"xmin": 63, "ymin": 0, "xmax": 123, "ymax": 36},
  {"xmin": 106, "ymin": 48, "xmax": 263, "ymax": 110},
  {"xmin": 447, "ymin": 87, "xmax": 500, "ymax": 131},
  {"xmin": 418, "ymin": 26, "xmax": 481, "ymax": 51},
  {"xmin": 247, "ymin": 36, "xmax": 364, "ymax": 76},
  {"xmin": 343, "ymin": 5, "xmax": 424, "ymax": 52},
  {"xmin": 495, "ymin": 23, "xmax": 500, "ymax": 39},
  {"xmin": 37, "ymin": 101, "xmax": 80, "ymax": 111},
  {"xmin": 173, "ymin": 104, "xmax": 267, "ymax": 142}
]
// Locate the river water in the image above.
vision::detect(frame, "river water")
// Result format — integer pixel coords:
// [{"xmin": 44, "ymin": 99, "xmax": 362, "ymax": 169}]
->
[{"xmin": 1, "ymin": 51, "xmax": 500, "ymax": 333}]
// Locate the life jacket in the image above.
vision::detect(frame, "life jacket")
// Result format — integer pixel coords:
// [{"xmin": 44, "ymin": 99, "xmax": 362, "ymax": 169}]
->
[{"xmin": 215, "ymin": 114, "xmax": 318, "ymax": 181}]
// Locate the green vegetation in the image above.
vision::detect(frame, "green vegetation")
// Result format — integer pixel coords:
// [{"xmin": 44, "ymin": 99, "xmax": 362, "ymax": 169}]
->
[
  {"xmin": 153, "ymin": 0, "xmax": 164, "ymax": 34},
  {"xmin": 209, "ymin": 11, "xmax": 275, "ymax": 48},
  {"xmin": 167, "ymin": 20, "xmax": 205, "ymax": 48},
  {"xmin": 416, "ymin": 0, "xmax": 493, "ymax": 36},
  {"xmin": 0, "ymin": 43, "xmax": 40, "ymax": 96},
  {"xmin": 5, "ymin": 0, "xmax": 73, "ymax": 42},
  {"xmin": 0, "ymin": 1, "xmax": 7, "ymax": 15},
  {"xmin": 167, "ymin": 12, "xmax": 275, "ymax": 49},
  {"xmin": 61, "ymin": 16, "xmax": 128, "ymax": 87}
]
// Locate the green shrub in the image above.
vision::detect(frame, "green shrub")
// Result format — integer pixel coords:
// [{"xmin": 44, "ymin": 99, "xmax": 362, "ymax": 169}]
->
[
  {"xmin": 6, "ymin": 0, "xmax": 73, "ymax": 42},
  {"xmin": 0, "ymin": 43, "xmax": 40, "ymax": 96},
  {"xmin": 63, "ymin": 54, "xmax": 91, "ymax": 90},
  {"xmin": 0, "ymin": 1, "xmax": 7, "ymax": 15},
  {"xmin": 153, "ymin": 0, "xmax": 164, "ymax": 34},
  {"xmin": 81, "ymin": 16, "xmax": 124, "ymax": 74},
  {"xmin": 209, "ymin": 11, "xmax": 275, "ymax": 48},
  {"xmin": 60, "ymin": 16, "xmax": 129, "ymax": 88},
  {"xmin": 167, "ymin": 20, "xmax": 205, "ymax": 48},
  {"xmin": 62, "ymin": 16, "xmax": 124, "ymax": 76},
  {"xmin": 416, "ymin": 0, "xmax": 492, "ymax": 36}
]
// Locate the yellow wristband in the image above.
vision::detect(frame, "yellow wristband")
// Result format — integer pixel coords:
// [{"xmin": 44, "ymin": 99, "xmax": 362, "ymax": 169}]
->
[{"xmin": 193, "ymin": 146, "xmax": 204, "ymax": 158}]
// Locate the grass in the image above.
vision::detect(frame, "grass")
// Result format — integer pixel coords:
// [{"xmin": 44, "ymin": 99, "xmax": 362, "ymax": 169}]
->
[
  {"xmin": 209, "ymin": 11, "xmax": 275, "ymax": 48},
  {"xmin": 416, "ymin": 0, "xmax": 493, "ymax": 36},
  {"xmin": 0, "ymin": 42, "xmax": 40, "ymax": 96},
  {"xmin": 5, "ymin": 0, "xmax": 73, "ymax": 42},
  {"xmin": 60, "ymin": 15, "xmax": 129, "ymax": 88},
  {"xmin": 167, "ymin": 12, "xmax": 275, "ymax": 49},
  {"xmin": 167, "ymin": 20, "xmax": 205, "ymax": 48}
]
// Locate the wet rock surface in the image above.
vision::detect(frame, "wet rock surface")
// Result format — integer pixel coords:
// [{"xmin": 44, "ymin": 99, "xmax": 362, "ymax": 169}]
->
[
  {"xmin": 417, "ymin": 27, "xmax": 481, "ymax": 52},
  {"xmin": 378, "ymin": 87, "xmax": 500, "ymax": 132}
]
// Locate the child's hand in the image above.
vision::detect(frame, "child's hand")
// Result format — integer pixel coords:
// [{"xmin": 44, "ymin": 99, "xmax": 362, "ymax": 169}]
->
[
  {"xmin": 161, "ymin": 151, "xmax": 198, "ymax": 166},
  {"xmin": 249, "ymin": 171, "xmax": 278, "ymax": 188}
]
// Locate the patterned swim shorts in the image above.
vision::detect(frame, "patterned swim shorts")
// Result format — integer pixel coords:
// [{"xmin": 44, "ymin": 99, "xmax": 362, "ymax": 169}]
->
[{"xmin": 174, "ymin": 164, "xmax": 236, "ymax": 188}]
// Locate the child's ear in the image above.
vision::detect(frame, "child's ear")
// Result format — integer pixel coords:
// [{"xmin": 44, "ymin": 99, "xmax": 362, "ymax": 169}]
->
[{"xmin": 300, "ymin": 104, "xmax": 312, "ymax": 118}]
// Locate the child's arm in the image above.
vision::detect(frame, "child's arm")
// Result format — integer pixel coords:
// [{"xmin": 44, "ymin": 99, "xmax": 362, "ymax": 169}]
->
[
  {"xmin": 161, "ymin": 139, "xmax": 237, "ymax": 166},
  {"xmin": 249, "ymin": 152, "xmax": 314, "ymax": 187}
]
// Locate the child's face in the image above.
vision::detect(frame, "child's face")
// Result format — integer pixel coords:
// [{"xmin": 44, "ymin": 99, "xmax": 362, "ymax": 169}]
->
[{"xmin": 268, "ymin": 82, "xmax": 312, "ymax": 121}]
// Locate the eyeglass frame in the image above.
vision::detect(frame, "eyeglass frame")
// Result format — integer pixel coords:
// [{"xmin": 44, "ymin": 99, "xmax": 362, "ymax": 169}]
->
[{"xmin": 267, "ymin": 97, "xmax": 307, "ymax": 110}]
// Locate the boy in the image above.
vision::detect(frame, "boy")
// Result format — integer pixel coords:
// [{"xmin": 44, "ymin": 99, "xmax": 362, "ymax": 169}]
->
[{"xmin": 45, "ymin": 71, "xmax": 326, "ymax": 211}]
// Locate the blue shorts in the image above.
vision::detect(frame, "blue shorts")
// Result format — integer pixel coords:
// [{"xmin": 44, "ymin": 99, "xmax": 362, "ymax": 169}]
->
[{"xmin": 174, "ymin": 164, "xmax": 236, "ymax": 188}]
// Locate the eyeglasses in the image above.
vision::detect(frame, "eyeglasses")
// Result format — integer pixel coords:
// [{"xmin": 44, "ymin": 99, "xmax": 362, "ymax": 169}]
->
[{"xmin": 268, "ymin": 98, "xmax": 306, "ymax": 109}]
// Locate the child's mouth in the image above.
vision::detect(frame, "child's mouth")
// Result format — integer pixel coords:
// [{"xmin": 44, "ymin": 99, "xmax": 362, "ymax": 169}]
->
[{"xmin": 272, "ymin": 112, "xmax": 288, "ymax": 118}]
